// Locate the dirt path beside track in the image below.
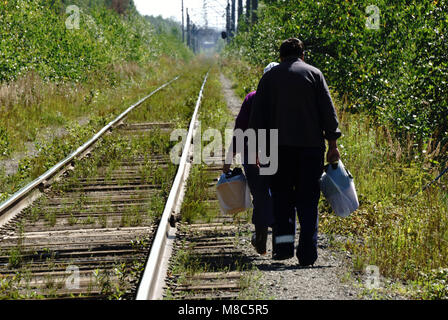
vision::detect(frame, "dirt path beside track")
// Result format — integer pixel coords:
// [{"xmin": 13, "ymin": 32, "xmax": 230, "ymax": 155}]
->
[{"xmin": 219, "ymin": 73, "xmax": 363, "ymax": 300}]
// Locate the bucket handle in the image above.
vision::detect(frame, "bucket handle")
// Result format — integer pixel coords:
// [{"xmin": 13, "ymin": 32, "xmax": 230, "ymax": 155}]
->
[{"xmin": 324, "ymin": 161, "xmax": 354, "ymax": 179}]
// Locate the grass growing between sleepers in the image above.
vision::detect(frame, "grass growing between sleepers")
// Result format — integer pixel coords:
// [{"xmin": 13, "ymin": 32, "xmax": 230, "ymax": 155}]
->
[
  {"xmin": 0, "ymin": 61, "xmax": 211, "ymax": 300},
  {"xmin": 166, "ymin": 66, "xmax": 266, "ymax": 300}
]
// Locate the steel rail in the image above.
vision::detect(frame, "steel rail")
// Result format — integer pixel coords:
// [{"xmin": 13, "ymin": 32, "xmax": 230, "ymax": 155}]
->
[
  {"xmin": 136, "ymin": 71, "xmax": 209, "ymax": 300},
  {"xmin": 0, "ymin": 76, "xmax": 179, "ymax": 220}
]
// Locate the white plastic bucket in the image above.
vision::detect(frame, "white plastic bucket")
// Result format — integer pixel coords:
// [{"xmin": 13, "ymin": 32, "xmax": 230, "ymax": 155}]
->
[
  {"xmin": 320, "ymin": 160, "xmax": 359, "ymax": 217},
  {"xmin": 216, "ymin": 168, "xmax": 252, "ymax": 215}
]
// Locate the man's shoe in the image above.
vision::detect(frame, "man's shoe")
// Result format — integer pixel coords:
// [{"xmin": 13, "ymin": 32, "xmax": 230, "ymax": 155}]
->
[
  {"xmin": 272, "ymin": 252, "xmax": 294, "ymax": 260},
  {"xmin": 297, "ymin": 254, "xmax": 317, "ymax": 267},
  {"xmin": 251, "ymin": 226, "xmax": 268, "ymax": 255},
  {"xmin": 298, "ymin": 261, "xmax": 315, "ymax": 267},
  {"xmin": 297, "ymin": 244, "xmax": 318, "ymax": 267}
]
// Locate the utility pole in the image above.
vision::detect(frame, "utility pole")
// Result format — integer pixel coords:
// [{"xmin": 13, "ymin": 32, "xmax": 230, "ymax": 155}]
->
[
  {"xmin": 203, "ymin": 0, "xmax": 208, "ymax": 29},
  {"xmin": 195, "ymin": 27, "xmax": 200, "ymax": 54},
  {"xmin": 192, "ymin": 25, "xmax": 199, "ymax": 54},
  {"xmin": 231, "ymin": 0, "xmax": 236, "ymax": 36},
  {"xmin": 251, "ymin": 0, "xmax": 258, "ymax": 24},
  {"xmin": 226, "ymin": 1, "xmax": 230, "ymax": 43},
  {"xmin": 192, "ymin": 24, "xmax": 196, "ymax": 53},
  {"xmin": 182, "ymin": 0, "xmax": 185, "ymax": 43},
  {"xmin": 237, "ymin": 0, "xmax": 243, "ymax": 31},
  {"xmin": 187, "ymin": 8, "xmax": 191, "ymax": 49},
  {"xmin": 238, "ymin": 0, "xmax": 243, "ymax": 21}
]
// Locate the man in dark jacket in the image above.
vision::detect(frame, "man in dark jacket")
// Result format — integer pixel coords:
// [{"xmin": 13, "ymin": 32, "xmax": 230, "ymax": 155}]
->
[{"xmin": 248, "ymin": 38, "xmax": 341, "ymax": 266}]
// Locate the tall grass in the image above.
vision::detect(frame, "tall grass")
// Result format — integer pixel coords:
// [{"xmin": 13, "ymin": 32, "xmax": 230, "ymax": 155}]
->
[
  {"xmin": 323, "ymin": 103, "xmax": 448, "ymax": 282},
  {"xmin": 0, "ymin": 0, "xmax": 192, "ymax": 157},
  {"xmin": 0, "ymin": 58, "xmax": 201, "ymax": 203},
  {"xmin": 222, "ymin": 58, "xmax": 448, "ymax": 298},
  {"xmin": 0, "ymin": 61, "xmax": 157, "ymax": 154},
  {"xmin": 179, "ymin": 65, "xmax": 233, "ymax": 223}
]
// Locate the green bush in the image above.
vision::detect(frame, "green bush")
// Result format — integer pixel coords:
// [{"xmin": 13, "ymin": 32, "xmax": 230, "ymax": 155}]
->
[
  {"xmin": 416, "ymin": 268, "xmax": 448, "ymax": 299},
  {"xmin": 226, "ymin": 0, "xmax": 448, "ymax": 148},
  {"xmin": 0, "ymin": 0, "xmax": 190, "ymax": 83}
]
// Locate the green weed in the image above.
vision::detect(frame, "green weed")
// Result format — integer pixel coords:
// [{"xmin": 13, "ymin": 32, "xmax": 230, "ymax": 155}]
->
[{"xmin": 223, "ymin": 58, "xmax": 448, "ymax": 299}]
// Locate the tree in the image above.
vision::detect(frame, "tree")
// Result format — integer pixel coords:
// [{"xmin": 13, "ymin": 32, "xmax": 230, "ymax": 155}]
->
[{"xmin": 109, "ymin": 0, "xmax": 130, "ymax": 15}]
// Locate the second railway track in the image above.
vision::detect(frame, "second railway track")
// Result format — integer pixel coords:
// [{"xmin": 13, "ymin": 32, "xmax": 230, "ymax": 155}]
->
[{"xmin": 0, "ymin": 71, "xmax": 210, "ymax": 299}]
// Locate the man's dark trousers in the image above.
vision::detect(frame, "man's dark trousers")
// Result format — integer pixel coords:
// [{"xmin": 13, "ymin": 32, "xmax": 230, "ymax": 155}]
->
[
  {"xmin": 270, "ymin": 146, "xmax": 324, "ymax": 265},
  {"xmin": 243, "ymin": 164, "xmax": 275, "ymax": 228}
]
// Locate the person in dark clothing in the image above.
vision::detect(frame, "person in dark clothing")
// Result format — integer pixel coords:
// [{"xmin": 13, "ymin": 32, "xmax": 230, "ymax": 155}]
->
[
  {"xmin": 248, "ymin": 38, "xmax": 341, "ymax": 266},
  {"xmin": 223, "ymin": 63, "xmax": 278, "ymax": 255}
]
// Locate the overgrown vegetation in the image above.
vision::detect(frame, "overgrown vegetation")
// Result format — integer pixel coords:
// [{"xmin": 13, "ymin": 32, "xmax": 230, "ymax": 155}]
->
[
  {"xmin": 0, "ymin": 0, "xmax": 192, "ymax": 161},
  {"xmin": 0, "ymin": 0, "xmax": 195, "ymax": 202},
  {"xmin": 0, "ymin": 0, "xmax": 190, "ymax": 82},
  {"xmin": 223, "ymin": 4, "xmax": 448, "ymax": 297},
  {"xmin": 0, "ymin": 62, "xmax": 209, "ymax": 299},
  {"xmin": 180, "ymin": 67, "xmax": 233, "ymax": 223},
  {"xmin": 226, "ymin": 0, "xmax": 448, "ymax": 149},
  {"xmin": 168, "ymin": 67, "xmax": 261, "ymax": 300}
]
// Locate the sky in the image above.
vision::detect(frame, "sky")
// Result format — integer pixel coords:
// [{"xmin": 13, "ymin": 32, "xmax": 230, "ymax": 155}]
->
[{"xmin": 133, "ymin": 0, "xmax": 230, "ymax": 30}]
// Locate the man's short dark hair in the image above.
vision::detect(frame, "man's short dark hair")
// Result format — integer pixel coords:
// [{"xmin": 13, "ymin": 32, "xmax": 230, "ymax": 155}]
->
[{"xmin": 279, "ymin": 38, "xmax": 304, "ymax": 58}]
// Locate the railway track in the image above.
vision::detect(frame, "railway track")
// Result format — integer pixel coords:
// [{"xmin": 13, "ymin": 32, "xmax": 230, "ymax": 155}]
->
[
  {"xmin": 0, "ymin": 73, "xmax": 209, "ymax": 299},
  {"xmin": 162, "ymin": 74, "xmax": 260, "ymax": 300},
  {"xmin": 164, "ymin": 163, "xmax": 253, "ymax": 300},
  {"xmin": 0, "ymin": 124, "xmax": 173, "ymax": 299}
]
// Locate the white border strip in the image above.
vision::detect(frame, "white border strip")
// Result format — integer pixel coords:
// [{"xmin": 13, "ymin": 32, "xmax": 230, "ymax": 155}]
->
[
  {"xmin": 136, "ymin": 72, "xmax": 209, "ymax": 300},
  {"xmin": 0, "ymin": 77, "xmax": 179, "ymax": 218}
]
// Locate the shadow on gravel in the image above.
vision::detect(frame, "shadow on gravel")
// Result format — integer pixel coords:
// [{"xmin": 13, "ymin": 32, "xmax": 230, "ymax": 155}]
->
[{"xmin": 252, "ymin": 261, "xmax": 335, "ymax": 272}]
